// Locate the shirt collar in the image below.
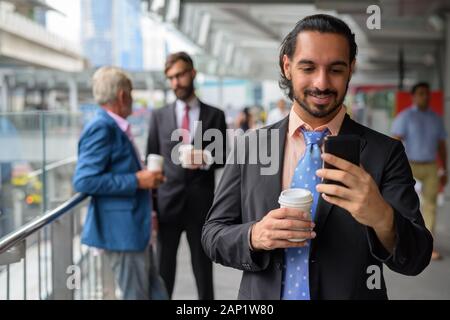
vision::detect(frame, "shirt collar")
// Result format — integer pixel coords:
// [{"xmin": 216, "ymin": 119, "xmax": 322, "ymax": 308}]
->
[
  {"xmin": 176, "ymin": 96, "xmax": 200, "ymax": 111},
  {"xmin": 288, "ymin": 104, "xmax": 347, "ymax": 137},
  {"xmin": 412, "ymin": 105, "xmax": 429, "ymax": 112},
  {"xmin": 106, "ymin": 109, "xmax": 130, "ymax": 133}
]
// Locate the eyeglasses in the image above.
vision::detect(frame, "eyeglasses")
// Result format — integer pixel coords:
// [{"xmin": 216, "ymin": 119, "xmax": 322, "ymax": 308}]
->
[{"xmin": 166, "ymin": 68, "xmax": 192, "ymax": 82}]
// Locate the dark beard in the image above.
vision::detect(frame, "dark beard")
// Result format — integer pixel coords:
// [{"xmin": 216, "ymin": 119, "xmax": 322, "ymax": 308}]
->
[
  {"xmin": 294, "ymin": 81, "xmax": 349, "ymax": 118},
  {"xmin": 175, "ymin": 82, "xmax": 195, "ymax": 101}
]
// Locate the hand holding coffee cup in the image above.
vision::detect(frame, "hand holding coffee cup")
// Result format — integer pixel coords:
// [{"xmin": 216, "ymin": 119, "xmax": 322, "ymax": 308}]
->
[
  {"xmin": 136, "ymin": 170, "xmax": 166, "ymax": 189},
  {"xmin": 136, "ymin": 154, "xmax": 165, "ymax": 189},
  {"xmin": 250, "ymin": 190, "xmax": 316, "ymax": 251},
  {"xmin": 278, "ymin": 188, "xmax": 314, "ymax": 242},
  {"xmin": 179, "ymin": 144, "xmax": 204, "ymax": 169}
]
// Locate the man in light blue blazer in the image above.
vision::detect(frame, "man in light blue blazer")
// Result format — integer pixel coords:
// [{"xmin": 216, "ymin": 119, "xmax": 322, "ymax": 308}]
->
[{"xmin": 73, "ymin": 67, "xmax": 166, "ymax": 299}]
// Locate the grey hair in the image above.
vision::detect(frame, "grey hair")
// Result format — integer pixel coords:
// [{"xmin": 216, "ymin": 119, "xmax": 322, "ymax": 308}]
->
[{"xmin": 92, "ymin": 66, "xmax": 132, "ymax": 105}]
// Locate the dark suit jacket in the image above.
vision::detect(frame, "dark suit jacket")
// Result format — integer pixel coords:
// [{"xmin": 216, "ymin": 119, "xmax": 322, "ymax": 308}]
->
[
  {"xmin": 146, "ymin": 100, "xmax": 227, "ymax": 224},
  {"xmin": 202, "ymin": 114, "xmax": 433, "ymax": 300}
]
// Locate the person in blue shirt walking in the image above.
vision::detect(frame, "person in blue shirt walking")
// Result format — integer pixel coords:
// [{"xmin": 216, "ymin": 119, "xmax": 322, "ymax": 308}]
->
[{"xmin": 391, "ymin": 82, "xmax": 448, "ymax": 260}]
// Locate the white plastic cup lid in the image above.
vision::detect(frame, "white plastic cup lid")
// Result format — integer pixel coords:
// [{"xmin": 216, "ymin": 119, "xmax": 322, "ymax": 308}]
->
[
  {"xmin": 279, "ymin": 188, "xmax": 313, "ymax": 206},
  {"xmin": 147, "ymin": 154, "xmax": 163, "ymax": 163}
]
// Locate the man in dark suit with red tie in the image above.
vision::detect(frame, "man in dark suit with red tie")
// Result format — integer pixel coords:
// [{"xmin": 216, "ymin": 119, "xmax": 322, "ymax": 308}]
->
[{"xmin": 146, "ymin": 52, "xmax": 227, "ymax": 299}]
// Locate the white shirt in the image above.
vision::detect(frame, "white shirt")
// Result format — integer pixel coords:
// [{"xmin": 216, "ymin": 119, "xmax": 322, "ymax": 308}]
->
[{"xmin": 175, "ymin": 97, "xmax": 201, "ymax": 140}]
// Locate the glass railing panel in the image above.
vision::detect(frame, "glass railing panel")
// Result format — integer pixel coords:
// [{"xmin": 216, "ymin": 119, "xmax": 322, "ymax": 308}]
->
[{"xmin": 0, "ymin": 112, "xmax": 45, "ymax": 239}]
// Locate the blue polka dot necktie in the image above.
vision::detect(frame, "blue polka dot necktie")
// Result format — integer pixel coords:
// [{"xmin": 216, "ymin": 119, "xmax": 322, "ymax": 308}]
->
[{"xmin": 281, "ymin": 128, "xmax": 329, "ymax": 300}]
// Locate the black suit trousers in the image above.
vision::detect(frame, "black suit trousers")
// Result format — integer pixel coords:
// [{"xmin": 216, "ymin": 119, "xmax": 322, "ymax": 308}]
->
[{"xmin": 157, "ymin": 215, "xmax": 214, "ymax": 300}]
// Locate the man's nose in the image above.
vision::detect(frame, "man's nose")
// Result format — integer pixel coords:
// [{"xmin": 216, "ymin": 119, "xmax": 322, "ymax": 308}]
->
[
  {"xmin": 171, "ymin": 77, "xmax": 179, "ymax": 88},
  {"xmin": 312, "ymin": 69, "xmax": 331, "ymax": 91}
]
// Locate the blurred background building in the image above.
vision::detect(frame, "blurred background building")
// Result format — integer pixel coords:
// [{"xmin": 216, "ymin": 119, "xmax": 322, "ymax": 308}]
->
[{"xmin": 81, "ymin": 0, "xmax": 143, "ymax": 70}]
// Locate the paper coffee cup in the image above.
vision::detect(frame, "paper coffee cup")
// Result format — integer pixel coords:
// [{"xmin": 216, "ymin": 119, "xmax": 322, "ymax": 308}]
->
[
  {"xmin": 179, "ymin": 144, "xmax": 194, "ymax": 168},
  {"xmin": 278, "ymin": 188, "xmax": 313, "ymax": 242},
  {"xmin": 179, "ymin": 145, "xmax": 203, "ymax": 167},
  {"xmin": 147, "ymin": 154, "xmax": 164, "ymax": 172}
]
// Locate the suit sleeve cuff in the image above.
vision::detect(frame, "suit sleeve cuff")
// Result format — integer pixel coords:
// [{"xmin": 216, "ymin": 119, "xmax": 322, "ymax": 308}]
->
[
  {"xmin": 130, "ymin": 172, "xmax": 139, "ymax": 191},
  {"xmin": 366, "ymin": 211, "xmax": 401, "ymax": 263},
  {"xmin": 248, "ymin": 223, "xmax": 256, "ymax": 251},
  {"xmin": 239, "ymin": 222, "xmax": 271, "ymax": 271},
  {"xmin": 366, "ymin": 227, "xmax": 394, "ymax": 262}
]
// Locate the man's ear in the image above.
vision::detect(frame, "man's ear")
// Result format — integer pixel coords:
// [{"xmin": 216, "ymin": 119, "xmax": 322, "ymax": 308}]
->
[
  {"xmin": 191, "ymin": 68, "xmax": 197, "ymax": 81},
  {"xmin": 283, "ymin": 54, "xmax": 291, "ymax": 80},
  {"xmin": 117, "ymin": 89, "xmax": 126, "ymax": 107}
]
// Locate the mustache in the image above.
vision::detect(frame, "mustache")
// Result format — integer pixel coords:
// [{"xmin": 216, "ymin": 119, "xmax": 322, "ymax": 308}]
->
[{"xmin": 304, "ymin": 88, "xmax": 337, "ymax": 96}]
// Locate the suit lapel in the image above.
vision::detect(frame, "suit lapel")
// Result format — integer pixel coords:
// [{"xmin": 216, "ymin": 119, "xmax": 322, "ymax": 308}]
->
[
  {"xmin": 273, "ymin": 117, "xmax": 289, "ymax": 207},
  {"xmin": 259, "ymin": 117, "xmax": 289, "ymax": 212},
  {"xmin": 263, "ymin": 117, "xmax": 288, "ymax": 268},
  {"xmin": 169, "ymin": 102, "xmax": 178, "ymax": 133},
  {"xmin": 193, "ymin": 101, "xmax": 208, "ymax": 145},
  {"xmin": 314, "ymin": 113, "xmax": 367, "ymax": 234},
  {"xmin": 338, "ymin": 114, "xmax": 367, "ymax": 151}
]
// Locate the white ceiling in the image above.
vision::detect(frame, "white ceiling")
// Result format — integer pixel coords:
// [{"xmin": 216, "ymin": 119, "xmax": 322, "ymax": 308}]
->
[{"xmin": 145, "ymin": 0, "xmax": 450, "ymax": 86}]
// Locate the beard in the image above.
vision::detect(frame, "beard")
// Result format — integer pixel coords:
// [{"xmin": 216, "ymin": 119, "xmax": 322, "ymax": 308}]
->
[
  {"xmin": 174, "ymin": 82, "xmax": 195, "ymax": 101},
  {"xmin": 293, "ymin": 80, "xmax": 349, "ymax": 119}
]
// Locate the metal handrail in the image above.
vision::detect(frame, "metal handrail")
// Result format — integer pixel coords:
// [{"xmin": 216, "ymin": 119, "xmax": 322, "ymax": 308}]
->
[
  {"xmin": 0, "ymin": 193, "xmax": 88, "ymax": 254},
  {"xmin": 28, "ymin": 156, "xmax": 77, "ymax": 178}
]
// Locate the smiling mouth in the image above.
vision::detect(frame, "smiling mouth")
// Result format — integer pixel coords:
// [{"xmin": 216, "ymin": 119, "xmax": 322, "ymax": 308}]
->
[
  {"xmin": 308, "ymin": 92, "xmax": 334, "ymax": 99},
  {"xmin": 307, "ymin": 93, "xmax": 335, "ymax": 105}
]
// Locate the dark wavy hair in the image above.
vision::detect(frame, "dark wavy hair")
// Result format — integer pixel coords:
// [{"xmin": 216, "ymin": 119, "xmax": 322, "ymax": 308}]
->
[
  {"xmin": 411, "ymin": 82, "xmax": 430, "ymax": 94},
  {"xmin": 279, "ymin": 14, "xmax": 358, "ymax": 100}
]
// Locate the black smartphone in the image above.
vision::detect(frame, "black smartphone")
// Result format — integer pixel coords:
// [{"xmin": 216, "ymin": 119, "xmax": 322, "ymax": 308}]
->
[{"xmin": 322, "ymin": 135, "xmax": 361, "ymax": 185}]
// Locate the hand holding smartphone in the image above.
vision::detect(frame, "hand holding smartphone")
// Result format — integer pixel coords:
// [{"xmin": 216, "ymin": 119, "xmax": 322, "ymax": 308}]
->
[{"xmin": 322, "ymin": 135, "xmax": 361, "ymax": 186}]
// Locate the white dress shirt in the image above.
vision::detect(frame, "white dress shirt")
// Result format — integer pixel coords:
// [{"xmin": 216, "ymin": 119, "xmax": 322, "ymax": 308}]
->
[{"xmin": 175, "ymin": 97, "xmax": 201, "ymax": 140}]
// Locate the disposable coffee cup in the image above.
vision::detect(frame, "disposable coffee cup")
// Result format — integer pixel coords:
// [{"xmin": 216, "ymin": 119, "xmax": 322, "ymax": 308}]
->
[
  {"xmin": 179, "ymin": 144, "xmax": 194, "ymax": 168},
  {"xmin": 147, "ymin": 154, "xmax": 164, "ymax": 172},
  {"xmin": 179, "ymin": 144, "xmax": 203, "ymax": 168},
  {"xmin": 278, "ymin": 188, "xmax": 313, "ymax": 242}
]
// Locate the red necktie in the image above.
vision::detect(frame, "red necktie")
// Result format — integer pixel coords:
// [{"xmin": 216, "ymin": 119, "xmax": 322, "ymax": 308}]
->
[{"xmin": 181, "ymin": 104, "xmax": 190, "ymax": 143}]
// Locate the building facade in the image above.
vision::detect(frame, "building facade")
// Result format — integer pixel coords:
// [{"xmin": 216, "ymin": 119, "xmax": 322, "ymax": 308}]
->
[{"xmin": 81, "ymin": 0, "xmax": 143, "ymax": 70}]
